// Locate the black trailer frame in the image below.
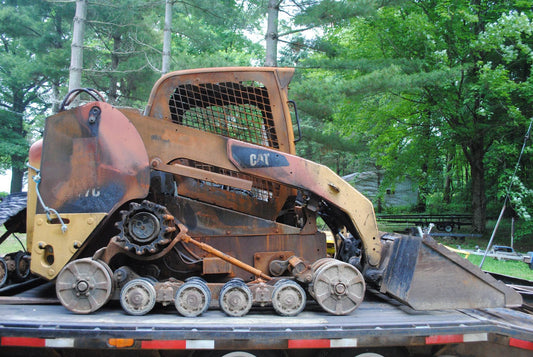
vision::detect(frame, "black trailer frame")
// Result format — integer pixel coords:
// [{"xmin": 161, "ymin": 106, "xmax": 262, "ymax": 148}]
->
[{"xmin": 0, "ymin": 292, "xmax": 531, "ymax": 356}]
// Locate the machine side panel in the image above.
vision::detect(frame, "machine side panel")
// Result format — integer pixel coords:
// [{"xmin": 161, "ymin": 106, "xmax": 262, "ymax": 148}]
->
[
  {"xmin": 38, "ymin": 102, "xmax": 150, "ymax": 214},
  {"xmin": 30, "ymin": 102, "xmax": 150, "ymax": 279}
]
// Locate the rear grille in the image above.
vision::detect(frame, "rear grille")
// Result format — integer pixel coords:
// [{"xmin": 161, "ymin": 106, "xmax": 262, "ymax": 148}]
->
[{"xmin": 169, "ymin": 81, "xmax": 279, "ymax": 148}]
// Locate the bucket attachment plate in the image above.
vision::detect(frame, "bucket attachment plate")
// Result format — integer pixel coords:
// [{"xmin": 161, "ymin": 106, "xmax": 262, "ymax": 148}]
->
[{"xmin": 380, "ymin": 234, "xmax": 523, "ymax": 310}]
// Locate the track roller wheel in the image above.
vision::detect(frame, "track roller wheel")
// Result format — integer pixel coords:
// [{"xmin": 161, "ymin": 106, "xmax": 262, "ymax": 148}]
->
[
  {"xmin": 0, "ymin": 257, "xmax": 8, "ymax": 288},
  {"xmin": 55, "ymin": 258, "xmax": 114, "ymax": 314},
  {"xmin": 120, "ymin": 278, "xmax": 157, "ymax": 315},
  {"xmin": 219, "ymin": 279, "xmax": 253, "ymax": 317},
  {"xmin": 309, "ymin": 260, "xmax": 365, "ymax": 315},
  {"xmin": 271, "ymin": 279, "xmax": 306, "ymax": 316},
  {"xmin": 14, "ymin": 251, "xmax": 30, "ymax": 281},
  {"xmin": 175, "ymin": 278, "xmax": 211, "ymax": 317}
]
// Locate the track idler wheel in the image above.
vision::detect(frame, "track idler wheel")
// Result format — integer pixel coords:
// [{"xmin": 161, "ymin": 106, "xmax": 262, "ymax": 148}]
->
[
  {"xmin": 271, "ymin": 279, "xmax": 306, "ymax": 316},
  {"xmin": 219, "ymin": 279, "xmax": 253, "ymax": 317},
  {"xmin": 14, "ymin": 251, "xmax": 31, "ymax": 281},
  {"xmin": 120, "ymin": 278, "xmax": 157, "ymax": 316},
  {"xmin": 175, "ymin": 277, "xmax": 211, "ymax": 317},
  {"xmin": 309, "ymin": 259, "xmax": 365, "ymax": 315},
  {"xmin": 55, "ymin": 258, "xmax": 114, "ymax": 314}
]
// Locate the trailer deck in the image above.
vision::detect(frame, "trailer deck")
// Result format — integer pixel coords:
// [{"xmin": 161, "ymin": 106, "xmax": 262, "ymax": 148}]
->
[{"xmin": 0, "ymin": 283, "xmax": 531, "ymax": 355}]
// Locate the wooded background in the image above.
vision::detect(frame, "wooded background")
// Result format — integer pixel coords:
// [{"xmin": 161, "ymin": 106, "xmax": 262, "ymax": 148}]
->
[{"xmin": 1, "ymin": 0, "xmax": 532, "ymax": 240}]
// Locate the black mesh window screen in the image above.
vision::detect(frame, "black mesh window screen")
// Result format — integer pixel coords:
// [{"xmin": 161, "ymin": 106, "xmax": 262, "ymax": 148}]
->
[{"xmin": 168, "ymin": 81, "xmax": 279, "ymax": 148}]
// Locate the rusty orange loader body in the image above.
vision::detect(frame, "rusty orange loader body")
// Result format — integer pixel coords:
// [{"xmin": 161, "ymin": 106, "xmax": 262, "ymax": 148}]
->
[{"xmin": 2, "ymin": 67, "xmax": 520, "ymax": 316}]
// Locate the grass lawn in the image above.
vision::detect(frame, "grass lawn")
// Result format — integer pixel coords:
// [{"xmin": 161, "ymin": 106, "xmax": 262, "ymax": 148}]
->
[
  {"xmin": 0, "ymin": 228, "xmax": 27, "ymax": 255},
  {"xmin": 464, "ymin": 254, "xmax": 533, "ymax": 281},
  {"xmin": 379, "ymin": 218, "xmax": 533, "ymax": 281}
]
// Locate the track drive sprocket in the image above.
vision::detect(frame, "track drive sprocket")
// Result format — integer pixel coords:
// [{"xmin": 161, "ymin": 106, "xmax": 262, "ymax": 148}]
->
[{"xmin": 115, "ymin": 200, "xmax": 176, "ymax": 256}]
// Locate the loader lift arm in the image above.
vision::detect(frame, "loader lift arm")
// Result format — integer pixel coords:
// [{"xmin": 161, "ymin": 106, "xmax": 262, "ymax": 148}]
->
[{"xmin": 226, "ymin": 139, "xmax": 382, "ymax": 267}]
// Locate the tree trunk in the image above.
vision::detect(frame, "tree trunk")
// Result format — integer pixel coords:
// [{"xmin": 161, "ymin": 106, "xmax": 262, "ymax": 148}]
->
[
  {"xmin": 443, "ymin": 155, "xmax": 452, "ymax": 204},
  {"xmin": 443, "ymin": 173, "xmax": 452, "ymax": 204},
  {"xmin": 109, "ymin": 34, "xmax": 121, "ymax": 104},
  {"xmin": 376, "ymin": 169, "xmax": 383, "ymax": 214},
  {"xmin": 265, "ymin": 0, "xmax": 280, "ymax": 66},
  {"xmin": 9, "ymin": 91, "xmax": 28, "ymax": 193},
  {"xmin": 464, "ymin": 141, "xmax": 486, "ymax": 233},
  {"xmin": 51, "ymin": 82, "xmax": 61, "ymax": 114},
  {"xmin": 68, "ymin": 0, "xmax": 87, "ymax": 92},
  {"xmin": 162, "ymin": 0, "xmax": 173, "ymax": 75},
  {"xmin": 10, "ymin": 156, "xmax": 24, "ymax": 193}
]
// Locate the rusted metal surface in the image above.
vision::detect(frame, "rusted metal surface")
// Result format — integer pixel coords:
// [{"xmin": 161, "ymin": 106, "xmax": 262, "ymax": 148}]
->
[
  {"xmin": 179, "ymin": 232, "xmax": 272, "ymax": 281},
  {"xmin": 38, "ymin": 102, "xmax": 150, "ymax": 214},
  {"xmin": 380, "ymin": 233, "xmax": 523, "ymax": 309},
  {"xmin": 162, "ymin": 196, "xmax": 325, "ymax": 281},
  {"xmin": 152, "ymin": 159, "xmax": 253, "ymax": 191},
  {"xmin": 93, "ymin": 222, "xmax": 189, "ymax": 264},
  {"xmin": 124, "ymin": 110, "xmax": 291, "ymax": 221},
  {"xmin": 170, "ymin": 195, "xmax": 302, "ymax": 236},
  {"xmin": 308, "ymin": 258, "xmax": 365, "ymax": 315},
  {"xmin": 136, "ymin": 68, "xmax": 298, "ymax": 223},
  {"xmin": 202, "ymin": 257, "xmax": 232, "ymax": 275},
  {"xmin": 226, "ymin": 139, "xmax": 381, "ymax": 267},
  {"xmin": 144, "ymin": 67, "xmax": 296, "ymax": 154},
  {"xmin": 254, "ymin": 251, "xmax": 294, "ymax": 275},
  {"xmin": 55, "ymin": 258, "xmax": 114, "ymax": 314}
]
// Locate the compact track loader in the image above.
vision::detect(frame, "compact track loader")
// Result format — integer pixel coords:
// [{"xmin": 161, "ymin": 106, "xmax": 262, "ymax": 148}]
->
[{"xmin": 0, "ymin": 67, "xmax": 522, "ymax": 316}]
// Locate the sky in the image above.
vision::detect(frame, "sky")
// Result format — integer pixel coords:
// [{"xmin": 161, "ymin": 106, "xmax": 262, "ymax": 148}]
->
[{"xmin": 0, "ymin": 171, "xmax": 11, "ymax": 193}]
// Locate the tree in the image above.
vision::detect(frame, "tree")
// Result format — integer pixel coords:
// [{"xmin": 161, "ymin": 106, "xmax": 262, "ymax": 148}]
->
[
  {"xmin": 307, "ymin": 0, "xmax": 533, "ymax": 232},
  {"xmin": 0, "ymin": 0, "xmax": 71, "ymax": 192},
  {"xmin": 265, "ymin": 0, "xmax": 378, "ymax": 66},
  {"xmin": 273, "ymin": 1, "xmax": 385, "ymax": 175},
  {"xmin": 76, "ymin": 0, "xmax": 264, "ymax": 107},
  {"xmin": 80, "ymin": 1, "xmax": 161, "ymax": 105}
]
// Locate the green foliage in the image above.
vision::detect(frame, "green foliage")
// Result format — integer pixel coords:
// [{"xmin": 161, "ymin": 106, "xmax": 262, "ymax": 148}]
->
[
  {"xmin": 293, "ymin": 0, "xmax": 533, "ymax": 232},
  {"xmin": 78, "ymin": 0, "xmax": 264, "ymax": 108},
  {"xmin": 1, "ymin": 0, "xmax": 531, "ymax": 230},
  {"xmin": 0, "ymin": 0, "xmax": 267, "ymax": 192},
  {"xmin": 293, "ymin": 0, "xmax": 380, "ymax": 28},
  {"xmin": 0, "ymin": 0, "xmax": 71, "ymax": 191},
  {"xmin": 514, "ymin": 219, "xmax": 533, "ymax": 243}
]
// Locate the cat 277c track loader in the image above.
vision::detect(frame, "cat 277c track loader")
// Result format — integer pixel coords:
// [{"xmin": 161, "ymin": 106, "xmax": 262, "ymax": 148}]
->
[{"xmin": 0, "ymin": 67, "xmax": 522, "ymax": 316}]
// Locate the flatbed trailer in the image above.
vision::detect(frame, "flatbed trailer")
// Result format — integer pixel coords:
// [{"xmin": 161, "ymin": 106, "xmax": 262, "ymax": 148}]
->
[{"xmin": 0, "ymin": 283, "xmax": 532, "ymax": 357}]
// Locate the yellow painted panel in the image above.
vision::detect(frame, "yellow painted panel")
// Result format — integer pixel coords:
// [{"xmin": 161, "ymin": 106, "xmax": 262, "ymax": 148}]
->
[{"xmin": 30, "ymin": 213, "xmax": 107, "ymax": 280}]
